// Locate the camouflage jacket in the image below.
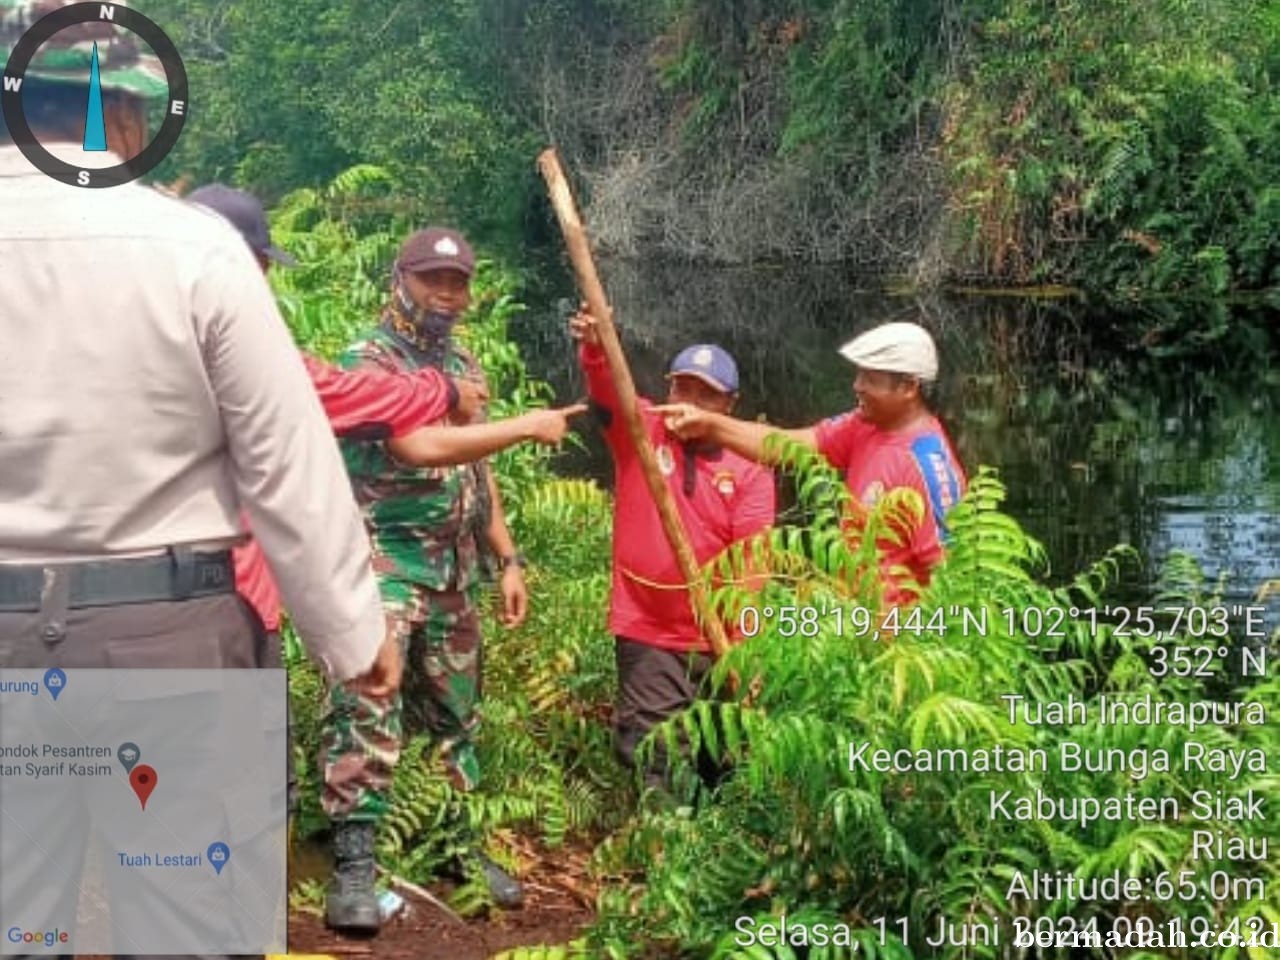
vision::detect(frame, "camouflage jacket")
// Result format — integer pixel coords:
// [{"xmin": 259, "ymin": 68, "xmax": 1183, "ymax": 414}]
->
[{"xmin": 338, "ymin": 324, "xmax": 489, "ymax": 592}]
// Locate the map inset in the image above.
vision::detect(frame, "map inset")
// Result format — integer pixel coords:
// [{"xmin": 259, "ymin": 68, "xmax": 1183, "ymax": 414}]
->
[{"xmin": 0, "ymin": 669, "xmax": 287, "ymax": 955}]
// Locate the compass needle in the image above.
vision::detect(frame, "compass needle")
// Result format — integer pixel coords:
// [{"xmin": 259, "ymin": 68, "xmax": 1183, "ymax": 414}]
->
[{"xmin": 83, "ymin": 41, "xmax": 107, "ymax": 151}]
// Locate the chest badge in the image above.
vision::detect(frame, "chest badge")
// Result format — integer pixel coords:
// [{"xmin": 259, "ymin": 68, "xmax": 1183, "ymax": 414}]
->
[
  {"xmin": 656, "ymin": 444, "xmax": 675, "ymax": 477},
  {"xmin": 713, "ymin": 470, "xmax": 736, "ymax": 496}
]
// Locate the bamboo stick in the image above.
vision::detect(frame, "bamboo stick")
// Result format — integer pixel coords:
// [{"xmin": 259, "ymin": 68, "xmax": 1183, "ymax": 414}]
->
[{"xmin": 536, "ymin": 147, "xmax": 731, "ymax": 660}]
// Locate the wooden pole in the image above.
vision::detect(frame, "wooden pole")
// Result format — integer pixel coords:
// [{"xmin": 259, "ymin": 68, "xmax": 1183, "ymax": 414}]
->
[{"xmin": 536, "ymin": 147, "xmax": 732, "ymax": 660}]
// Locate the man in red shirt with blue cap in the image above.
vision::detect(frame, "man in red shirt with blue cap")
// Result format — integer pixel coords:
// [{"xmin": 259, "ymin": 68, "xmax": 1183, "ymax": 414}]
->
[{"xmin": 570, "ymin": 309, "xmax": 775, "ymax": 793}]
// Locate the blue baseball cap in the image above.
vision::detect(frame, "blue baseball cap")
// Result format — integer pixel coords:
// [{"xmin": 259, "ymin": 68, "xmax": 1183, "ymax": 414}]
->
[{"xmin": 667, "ymin": 344, "xmax": 739, "ymax": 394}]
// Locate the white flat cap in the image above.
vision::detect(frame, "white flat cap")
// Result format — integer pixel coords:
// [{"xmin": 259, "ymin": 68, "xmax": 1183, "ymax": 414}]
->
[{"xmin": 837, "ymin": 321, "xmax": 938, "ymax": 381}]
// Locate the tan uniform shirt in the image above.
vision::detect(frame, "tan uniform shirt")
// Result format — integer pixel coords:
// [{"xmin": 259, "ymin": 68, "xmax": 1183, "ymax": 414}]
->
[{"xmin": 0, "ymin": 145, "xmax": 384, "ymax": 681}]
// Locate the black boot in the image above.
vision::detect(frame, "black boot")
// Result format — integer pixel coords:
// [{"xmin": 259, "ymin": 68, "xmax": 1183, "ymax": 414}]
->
[
  {"xmin": 325, "ymin": 821, "xmax": 380, "ymax": 934},
  {"xmin": 477, "ymin": 851, "xmax": 524, "ymax": 909},
  {"xmin": 451, "ymin": 850, "xmax": 525, "ymax": 909}
]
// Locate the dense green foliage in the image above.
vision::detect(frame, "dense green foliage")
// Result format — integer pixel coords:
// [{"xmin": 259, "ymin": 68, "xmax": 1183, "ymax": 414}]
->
[
  {"xmin": 946, "ymin": 0, "xmax": 1280, "ymax": 294},
  {"xmin": 147, "ymin": 1, "xmax": 537, "ymax": 250},
  {"xmin": 262, "ymin": 174, "xmax": 1277, "ymax": 956},
  {"xmin": 582, "ymin": 460, "xmax": 1279, "ymax": 959},
  {"xmin": 146, "ymin": 0, "xmax": 1278, "ymax": 299}
]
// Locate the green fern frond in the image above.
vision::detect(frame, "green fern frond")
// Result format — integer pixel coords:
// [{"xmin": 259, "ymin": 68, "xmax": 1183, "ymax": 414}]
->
[
  {"xmin": 448, "ymin": 875, "xmax": 493, "ymax": 917},
  {"xmin": 1150, "ymin": 549, "xmax": 1208, "ymax": 606},
  {"xmin": 378, "ymin": 758, "xmax": 458, "ymax": 857},
  {"xmin": 326, "ymin": 163, "xmax": 397, "ymax": 198}
]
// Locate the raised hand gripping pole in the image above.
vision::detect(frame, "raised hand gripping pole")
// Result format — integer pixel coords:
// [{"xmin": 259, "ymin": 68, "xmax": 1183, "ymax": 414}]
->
[{"xmin": 536, "ymin": 147, "xmax": 731, "ymax": 660}]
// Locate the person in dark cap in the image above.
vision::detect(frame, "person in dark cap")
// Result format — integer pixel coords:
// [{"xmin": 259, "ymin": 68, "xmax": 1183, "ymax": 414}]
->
[
  {"xmin": 187, "ymin": 186, "xmax": 584, "ymax": 855},
  {"xmin": 317, "ymin": 224, "xmax": 542, "ymax": 925},
  {"xmin": 569, "ymin": 307, "xmax": 776, "ymax": 796},
  {"xmin": 187, "ymin": 183, "xmax": 300, "ymax": 268}
]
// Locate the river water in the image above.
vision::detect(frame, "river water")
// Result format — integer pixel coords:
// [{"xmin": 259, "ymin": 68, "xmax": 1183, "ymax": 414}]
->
[{"xmin": 512, "ymin": 260, "xmax": 1279, "ymax": 624}]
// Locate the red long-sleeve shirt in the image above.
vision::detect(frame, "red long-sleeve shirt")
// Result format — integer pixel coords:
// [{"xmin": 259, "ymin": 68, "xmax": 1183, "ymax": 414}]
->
[
  {"xmin": 234, "ymin": 355, "xmax": 455, "ymax": 631},
  {"xmin": 580, "ymin": 343, "xmax": 775, "ymax": 653}
]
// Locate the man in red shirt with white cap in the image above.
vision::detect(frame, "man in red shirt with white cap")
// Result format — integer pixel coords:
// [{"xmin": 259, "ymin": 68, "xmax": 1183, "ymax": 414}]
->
[
  {"xmin": 570, "ymin": 309, "xmax": 775, "ymax": 793},
  {"xmin": 657, "ymin": 321, "xmax": 966, "ymax": 608}
]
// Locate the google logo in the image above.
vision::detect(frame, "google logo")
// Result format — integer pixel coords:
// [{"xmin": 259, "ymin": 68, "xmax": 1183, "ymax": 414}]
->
[{"xmin": 6, "ymin": 927, "xmax": 70, "ymax": 948}]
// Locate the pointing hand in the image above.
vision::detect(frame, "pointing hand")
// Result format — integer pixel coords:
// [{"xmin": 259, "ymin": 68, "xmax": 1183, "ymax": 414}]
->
[
  {"xmin": 651, "ymin": 402, "xmax": 712, "ymax": 441},
  {"xmin": 521, "ymin": 403, "xmax": 590, "ymax": 445}
]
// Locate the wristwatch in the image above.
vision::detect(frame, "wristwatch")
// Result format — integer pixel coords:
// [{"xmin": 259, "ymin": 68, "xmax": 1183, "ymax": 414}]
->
[{"xmin": 499, "ymin": 552, "xmax": 527, "ymax": 570}]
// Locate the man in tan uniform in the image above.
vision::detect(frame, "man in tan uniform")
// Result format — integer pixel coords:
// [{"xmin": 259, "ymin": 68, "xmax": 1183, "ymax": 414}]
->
[{"xmin": 0, "ymin": 3, "xmax": 398, "ymax": 959}]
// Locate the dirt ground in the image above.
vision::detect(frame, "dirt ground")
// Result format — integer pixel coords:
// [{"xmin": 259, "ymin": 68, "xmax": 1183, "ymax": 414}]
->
[
  {"xmin": 79, "ymin": 895, "xmax": 590, "ymax": 960},
  {"xmin": 288, "ymin": 899, "xmax": 592, "ymax": 960},
  {"xmin": 284, "ymin": 835, "xmax": 596, "ymax": 960},
  {"xmin": 79, "ymin": 838, "xmax": 596, "ymax": 960}
]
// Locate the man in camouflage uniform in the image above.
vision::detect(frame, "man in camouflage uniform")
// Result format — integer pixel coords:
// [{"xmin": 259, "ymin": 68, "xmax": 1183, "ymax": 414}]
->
[{"xmin": 320, "ymin": 227, "xmax": 529, "ymax": 930}]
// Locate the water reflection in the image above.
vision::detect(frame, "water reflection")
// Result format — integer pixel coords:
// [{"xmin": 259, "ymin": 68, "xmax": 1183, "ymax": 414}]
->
[{"xmin": 512, "ymin": 259, "xmax": 1278, "ymax": 621}]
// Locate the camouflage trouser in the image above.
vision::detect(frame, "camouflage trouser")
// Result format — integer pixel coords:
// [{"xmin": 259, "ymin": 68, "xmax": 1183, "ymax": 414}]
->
[{"xmin": 318, "ymin": 580, "xmax": 483, "ymax": 823}]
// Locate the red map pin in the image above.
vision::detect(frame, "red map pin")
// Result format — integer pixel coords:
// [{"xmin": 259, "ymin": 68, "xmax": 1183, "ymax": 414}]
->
[{"xmin": 129, "ymin": 764, "xmax": 158, "ymax": 810}]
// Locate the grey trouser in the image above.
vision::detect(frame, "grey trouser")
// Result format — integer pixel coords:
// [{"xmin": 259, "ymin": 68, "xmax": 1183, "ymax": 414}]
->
[
  {"xmin": 614, "ymin": 636, "xmax": 729, "ymax": 792},
  {"xmin": 0, "ymin": 589, "xmax": 270, "ymax": 960}
]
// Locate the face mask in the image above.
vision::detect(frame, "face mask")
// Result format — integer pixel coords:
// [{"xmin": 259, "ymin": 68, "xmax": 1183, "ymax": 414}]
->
[
  {"xmin": 393, "ymin": 275, "xmax": 458, "ymax": 340},
  {"xmin": 418, "ymin": 307, "xmax": 458, "ymax": 341}
]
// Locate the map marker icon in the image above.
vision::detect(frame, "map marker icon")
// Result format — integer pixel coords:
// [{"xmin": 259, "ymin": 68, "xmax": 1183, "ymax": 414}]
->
[
  {"xmin": 117, "ymin": 742, "xmax": 141, "ymax": 774},
  {"xmin": 207, "ymin": 842, "xmax": 229, "ymax": 875},
  {"xmin": 43, "ymin": 668, "xmax": 66, "ymax": 701},
  {"xmin": 130, "ymin": 765, "xmax": 158, "ymax": 810}
]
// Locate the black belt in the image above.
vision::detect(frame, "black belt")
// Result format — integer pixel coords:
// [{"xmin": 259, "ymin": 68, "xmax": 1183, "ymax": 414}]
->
[{"xmin": 0, "ymin": 548, "xmax": 234, "ymax": 612}]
